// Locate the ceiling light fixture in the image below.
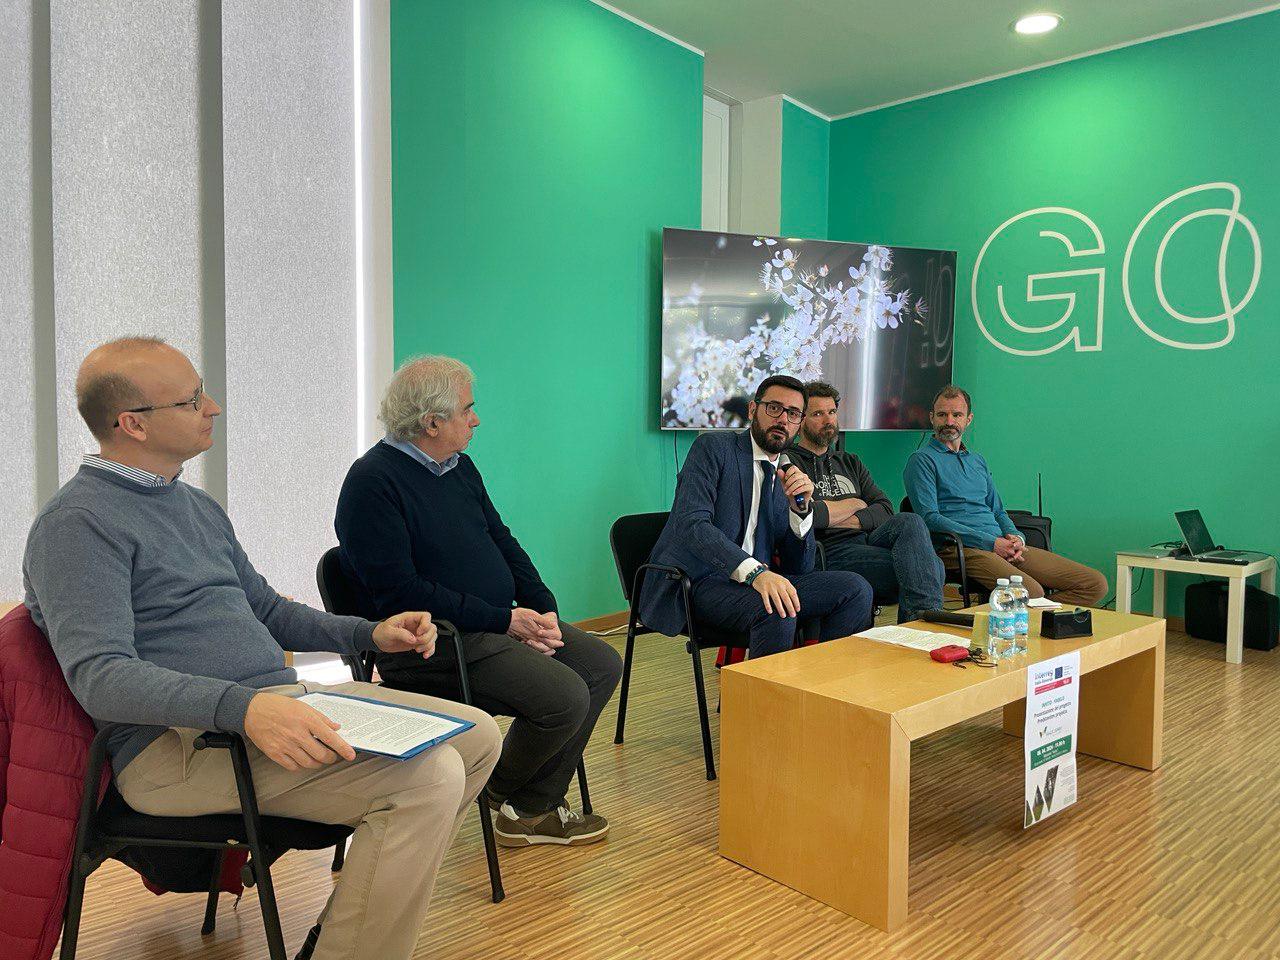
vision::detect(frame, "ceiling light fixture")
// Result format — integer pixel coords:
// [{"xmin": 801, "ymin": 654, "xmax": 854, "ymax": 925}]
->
[{"xmin": 1013, "ymin": 13, "xmax": 1061, "ymax": 35}]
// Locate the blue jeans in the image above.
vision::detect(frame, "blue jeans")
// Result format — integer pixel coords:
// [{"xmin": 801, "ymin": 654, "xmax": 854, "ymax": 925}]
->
[
  {"xmin": 822, "ymin": 513, "xmax": 944, "ymax": 623},
  {"xmin": 690, "ymin": 569, "xmax": 874, "ymax": 659}
]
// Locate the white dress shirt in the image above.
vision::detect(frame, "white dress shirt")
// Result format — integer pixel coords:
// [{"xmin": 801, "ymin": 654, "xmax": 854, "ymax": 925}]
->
[{"xmin": 731, "ymin": 436, "xmax": 812, "ymax": 582}]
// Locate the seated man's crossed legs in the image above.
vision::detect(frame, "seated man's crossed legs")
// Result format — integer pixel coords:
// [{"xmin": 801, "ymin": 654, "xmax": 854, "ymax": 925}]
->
[
  {"xmin": 116, "ymin": 681, "xmax": 501, "ymax": 960},
  {"xmin": 378, "ymin": 622, "xmax": 622, "ymax": 847},
  {"xmin": 945, "ymin": 544, "xmax": 1108, "ymax": 606},
  {"xmin": 691, "ymin": 569, "xmax": 874, "ymax": 659},
  {"xmin": 821, "ymin": 512, "xmax": 945, "ymax": 623}
]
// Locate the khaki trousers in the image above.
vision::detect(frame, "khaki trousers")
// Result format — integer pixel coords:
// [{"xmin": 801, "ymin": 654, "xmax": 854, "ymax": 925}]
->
[
  {"xmin": 115, "ymin": 681, "xmax": 501, "ymax": 960},
  {"xmin": 942, "ymin": 544, "xmax": 1109, "ymax": 606}
]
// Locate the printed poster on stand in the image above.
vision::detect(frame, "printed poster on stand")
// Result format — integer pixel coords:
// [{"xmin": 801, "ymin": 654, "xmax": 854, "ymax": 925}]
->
[{"xmin": 1024, "ymin": 651, "xmax": 1080, "ymax": 828}]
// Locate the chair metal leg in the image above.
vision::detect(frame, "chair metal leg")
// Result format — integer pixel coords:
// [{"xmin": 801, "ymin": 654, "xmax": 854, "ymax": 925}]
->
[
  {"xmin": 253, "ymin": 859, "xmax": 288, "ymax": 960},
  {"xmin": 613, "ymin": 617, "xmax": 637, "ymax": 744},
  {"xmin": 477, "ymin": 795, "xmax": 505, "ymax": 903},
  {"xmin": 688, "ymin": 641, "xmax": 717, "ymax": 781},
  {"xmin": 229, "ymin": 741, "xmax": 288, "ymax": 960},
  {"xmin": 576, "ymin": 759, "xmax": 592, "ymax": 815},
  {"xmin": 956, "ymin": 548, "xmax": 971, "ymax": 607},
  {"xmin": 60, "ymin": 732, "xmax": 107, "ymax": 960},
  {"xmin": 201, "ymin": 849, "xmax": 225, "ymax": 935},
  {"xmin": 58, "ymin": 864, "xmax": 88, "ymax": 960},
  {"xmin": 330, "ymin": 839, "xmax": 346, "ymax": 872}
]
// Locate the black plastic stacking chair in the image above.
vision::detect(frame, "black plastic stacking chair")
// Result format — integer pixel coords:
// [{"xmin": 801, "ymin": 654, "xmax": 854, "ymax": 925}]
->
[
  {"xmin": 608, "ymin": 511, "xmax": 752, "ymax": 782},
  {"xmin": 60, "ymin": 724, "xmax": 352, "ymax": 960},
  {"xmin": 315, "ymin": 546, "xmax": 592, "ymax": 905}
]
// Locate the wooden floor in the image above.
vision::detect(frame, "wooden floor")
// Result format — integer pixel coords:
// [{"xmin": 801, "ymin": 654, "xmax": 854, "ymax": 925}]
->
[{"xmin": 68, "ymin": 618, "xmax": 1280, "ymax": 960}]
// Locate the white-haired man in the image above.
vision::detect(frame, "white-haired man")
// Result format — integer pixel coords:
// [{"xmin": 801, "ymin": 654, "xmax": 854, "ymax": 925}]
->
[
  {"xmin": 335, "ymin": 356, "xmax": 621, "ymax": 847},
  {"xmin": 23, "ymin": 337, "xmax": 501, "ymax": 960}
]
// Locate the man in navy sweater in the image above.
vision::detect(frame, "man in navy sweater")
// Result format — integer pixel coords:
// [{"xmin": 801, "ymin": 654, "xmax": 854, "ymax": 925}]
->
[{"xmin": 335, "ymin": 356, "xmax": 621, "ymax": 847}]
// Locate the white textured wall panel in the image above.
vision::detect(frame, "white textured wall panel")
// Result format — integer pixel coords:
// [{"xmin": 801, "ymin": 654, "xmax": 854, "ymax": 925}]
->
[
  {"xmin": 49, "ymin": 0, "xmax": 205, "ymax": 486},
  {"xmin": 0, "ymin": 4, "xmax": 40, "ymax": 599},
  {"xmin": 222, "ymin": 0, "xmax": 357, "ymax": 602}
]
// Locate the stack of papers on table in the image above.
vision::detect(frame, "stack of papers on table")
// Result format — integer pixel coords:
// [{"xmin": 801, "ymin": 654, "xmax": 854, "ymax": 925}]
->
[
  {"xmin": 1026, "ymin": 597, "xmax": 1061, "ymax": 609},
  {"xmin": 856, "ymin": 625, "xmax": 965, "ymax": 652}
]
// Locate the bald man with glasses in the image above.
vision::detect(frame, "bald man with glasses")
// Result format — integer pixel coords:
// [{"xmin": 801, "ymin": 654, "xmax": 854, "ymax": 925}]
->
[{"xmin": 641, "ymin": 375, "xmax": 873, "ymax": 660}]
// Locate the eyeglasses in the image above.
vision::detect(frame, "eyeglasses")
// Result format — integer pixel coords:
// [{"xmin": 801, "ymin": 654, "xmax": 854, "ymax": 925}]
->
[
  {"xmin": 758, "ymin": 400, "xmax": 803, "ymax": 424},
  {"xmin": 114, "ymin": 380, "xmax": 205, "ymax": 427}
]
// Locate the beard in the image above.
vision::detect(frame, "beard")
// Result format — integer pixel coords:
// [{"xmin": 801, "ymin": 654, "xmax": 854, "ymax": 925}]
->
[
  {"xmin": 751, "ymin": 416, "xmax": 792, "ymax": 454},
  {"xmin": 934, "ymin": 424, "xmax": 961, "ymax": 441},
  {"xmin": 802, "ymin": 422, "xmax": 837, "ymax": 447}
]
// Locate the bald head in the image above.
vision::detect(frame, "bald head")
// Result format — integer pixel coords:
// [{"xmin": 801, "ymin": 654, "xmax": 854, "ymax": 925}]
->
[{"xmin": 76, "ymin": 336, "xmax": 181, "ymax": 440}]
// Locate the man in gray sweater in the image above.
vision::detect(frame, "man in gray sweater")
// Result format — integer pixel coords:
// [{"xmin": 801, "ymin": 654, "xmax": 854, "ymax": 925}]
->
[
  {"xmin": 23, "ymin": 336, "xmax": 501, "ymax": 960},
  {"xmin": 789, "ymin": 381, "xmax": 944, "ymax": 623}
]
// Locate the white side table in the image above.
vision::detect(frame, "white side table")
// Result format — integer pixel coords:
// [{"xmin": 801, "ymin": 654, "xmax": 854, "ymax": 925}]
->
[{"xmin": 1115, "ymin": 553, "xmax": 1276, "ymax": 664}]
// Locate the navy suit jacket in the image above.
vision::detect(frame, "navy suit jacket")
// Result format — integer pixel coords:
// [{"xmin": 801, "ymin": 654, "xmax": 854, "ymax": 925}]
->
[{"xmin": 638, "ymin": 430, "xmax": 816, "ymax": 636}]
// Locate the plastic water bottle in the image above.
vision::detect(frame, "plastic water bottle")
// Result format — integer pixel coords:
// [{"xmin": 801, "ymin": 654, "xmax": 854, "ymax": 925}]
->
[
  {"xmin": 1008, "ymin": 575, "xmax": 1030, "ymax": 655},
  {"xmin": 988, "ymin": 579, "xmax": 1016, "ymax": 660}
]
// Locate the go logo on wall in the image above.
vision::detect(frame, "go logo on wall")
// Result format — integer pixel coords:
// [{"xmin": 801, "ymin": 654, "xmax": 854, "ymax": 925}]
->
[{"xmin": 971, "ymin": 182, "xmax": 1262, "ymax": 355}]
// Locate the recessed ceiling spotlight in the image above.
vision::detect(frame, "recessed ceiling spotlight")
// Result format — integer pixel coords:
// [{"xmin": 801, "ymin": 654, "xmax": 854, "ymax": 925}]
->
[{"xmin": 1013, "ymin": 13, "xmax": 1062, "ymax": 35}]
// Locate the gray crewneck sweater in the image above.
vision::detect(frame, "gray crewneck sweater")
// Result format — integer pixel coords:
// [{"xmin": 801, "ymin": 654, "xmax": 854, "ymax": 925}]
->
[{"xmin": 23, "ymin": 465, "xmax": 377, "ymax": 769}]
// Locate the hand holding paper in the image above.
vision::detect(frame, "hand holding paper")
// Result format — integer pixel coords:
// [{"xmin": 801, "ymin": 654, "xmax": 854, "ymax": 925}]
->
[{"xmin": 244, "ymin": 692, "xmax": 357, "ymax": 771}]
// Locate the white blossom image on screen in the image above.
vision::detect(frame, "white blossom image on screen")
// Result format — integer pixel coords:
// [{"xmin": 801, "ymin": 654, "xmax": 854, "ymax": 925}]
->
[{"xmin": 663, "ymin": 241, "xmax": 924, "ymax": 427}]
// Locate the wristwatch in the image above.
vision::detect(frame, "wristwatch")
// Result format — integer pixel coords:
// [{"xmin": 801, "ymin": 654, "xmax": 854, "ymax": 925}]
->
[{"xmin": 744, "ymin": 563, "xmax": 767, "ymax": 586}]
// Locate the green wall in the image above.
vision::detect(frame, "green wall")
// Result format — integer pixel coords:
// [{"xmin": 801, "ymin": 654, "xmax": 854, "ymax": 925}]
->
[
  {"xmin": 390, "ymin": 0, "xmax": 702, "ymax": 618},
  {"xmin": 828, "ymin": 11, "xmax": 1280, "ymax": 613},
  {"xmin": 780, "ymin": 99, "xmax": 830, "ymax": 239}
]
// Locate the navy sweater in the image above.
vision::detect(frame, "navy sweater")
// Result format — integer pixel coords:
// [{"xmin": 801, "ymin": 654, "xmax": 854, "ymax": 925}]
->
[{"xmin": 334, "ymin": 441, "xmax": 556, "ymax": 634}]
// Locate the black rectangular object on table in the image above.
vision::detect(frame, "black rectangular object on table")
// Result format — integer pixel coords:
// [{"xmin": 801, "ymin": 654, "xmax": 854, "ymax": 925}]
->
[
  {"xmin": 1041, "ymin": 608, "xmax": 1092, "ymax": 639},
  {"xmin": 1184, "ymin": 581, "xmax": 1278, "ymax": 651}
]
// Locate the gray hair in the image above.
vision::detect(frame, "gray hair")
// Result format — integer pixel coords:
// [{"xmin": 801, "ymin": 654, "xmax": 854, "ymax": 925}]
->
[{"xmin": 378, "ymin": 355, "xmax": 474, "ymax": 442}]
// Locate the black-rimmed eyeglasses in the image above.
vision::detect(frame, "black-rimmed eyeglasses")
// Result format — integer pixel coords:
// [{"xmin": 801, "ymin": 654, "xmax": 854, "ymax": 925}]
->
[
  {"xmin": 758, "ymin": 400, "xmax": 803, "ymax": 424},
  {"xmin": 114, "ymin": 380, "xmax": 205, "ymax": 427}
]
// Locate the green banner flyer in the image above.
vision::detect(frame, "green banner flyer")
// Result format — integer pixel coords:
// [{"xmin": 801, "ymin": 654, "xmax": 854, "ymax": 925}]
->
[{"xmin": 1024, "ymin": 651, "xmax": 1080, "ymax": 828}]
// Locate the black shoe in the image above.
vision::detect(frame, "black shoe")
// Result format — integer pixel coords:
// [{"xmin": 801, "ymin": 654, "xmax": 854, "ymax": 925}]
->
[{"xmin": 294, "ymin": 923, "xmax": 322, "ymax": 960}]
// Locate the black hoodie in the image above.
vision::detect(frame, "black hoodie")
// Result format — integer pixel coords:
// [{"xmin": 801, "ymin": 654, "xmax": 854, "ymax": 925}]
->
[{"xmin": 787, "ymin": 443, "xmax": 894, "ymax": 542}]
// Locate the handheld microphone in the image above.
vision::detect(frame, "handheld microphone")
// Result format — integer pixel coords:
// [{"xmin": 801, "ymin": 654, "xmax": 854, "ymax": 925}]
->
[{"xmin": 776, "ymin": 453, "xmax": 806, "ymax": 508}]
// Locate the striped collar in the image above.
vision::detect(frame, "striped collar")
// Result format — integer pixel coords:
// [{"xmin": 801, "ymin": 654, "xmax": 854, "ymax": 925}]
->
[{"xmin": 82, "ymin": 454, "xmax": 180, "ymax": 488}]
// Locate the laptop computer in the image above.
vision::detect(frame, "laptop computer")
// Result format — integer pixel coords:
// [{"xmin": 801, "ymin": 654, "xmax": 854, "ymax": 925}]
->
[{"xmin": 1174, "ymin": 510, "xmax": 1264, "ymax": 564}]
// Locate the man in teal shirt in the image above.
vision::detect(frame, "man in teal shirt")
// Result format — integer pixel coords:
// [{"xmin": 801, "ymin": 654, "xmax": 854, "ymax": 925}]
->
[{"xmin": 903, "ymin": 385, "xmax": 1107, "ymax": 605}]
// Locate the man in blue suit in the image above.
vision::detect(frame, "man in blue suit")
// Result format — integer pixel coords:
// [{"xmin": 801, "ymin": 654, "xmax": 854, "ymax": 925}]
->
[{"xmin": 641, "ymin": 376, "xmax": 874, "ymax": 659}]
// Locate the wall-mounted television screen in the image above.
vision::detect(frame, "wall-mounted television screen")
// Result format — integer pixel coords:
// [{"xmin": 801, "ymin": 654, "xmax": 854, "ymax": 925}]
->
[{"xmin": 660, "ymin": 228, "xmax": 956, "ymax": 431}]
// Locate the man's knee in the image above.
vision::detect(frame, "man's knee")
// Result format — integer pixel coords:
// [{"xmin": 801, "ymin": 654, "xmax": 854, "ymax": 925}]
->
[
  {"xmin": 1081, "ymin": 567, "xmax": 1109, "ymax": 604},
  {"xmin": 401, "ymin": 740, "xmax": 468, "ymax": 808},
  {"xmin": 1019, "ymin": 577, "xmax": 1046, "ymax": 600},
  {"xmin": 829, "ymin": 571, "xmax": 874, "ymax": 619},
  {"xmin": 889, "ymin": 511, "xmax": 931, "ymax": 542},
  {"xmin": 530, "ymin": 672, "xmax": 591, "ymax": 733},
  {"xmin": 586, "ymin": 635, "xmax": 625, "ymax": 693},
  {"xmin": 749, "ymin": 608, "xmax": 799, "ymax": 639}
]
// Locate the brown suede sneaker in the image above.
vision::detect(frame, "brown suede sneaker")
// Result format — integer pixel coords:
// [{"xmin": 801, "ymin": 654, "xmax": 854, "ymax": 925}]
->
[{"xmin": 493, "ymin": 802, "xmax": 609, "ymax": 846}]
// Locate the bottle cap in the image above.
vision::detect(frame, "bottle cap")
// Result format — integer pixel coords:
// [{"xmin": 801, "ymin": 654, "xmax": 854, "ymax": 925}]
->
[
  {"xmin": 996, "ymin": 578, "xmax": 1010, "ymax": 585},
  {"xmin": 1010, "ymin": 575, "xmax": 1023, "ymax": 583}
]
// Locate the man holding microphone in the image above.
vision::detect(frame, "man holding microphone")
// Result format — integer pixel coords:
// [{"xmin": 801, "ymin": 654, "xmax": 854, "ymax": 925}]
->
[{"xmin": 641, "ymin": 375, "xmax": 873, "ymax": 660}]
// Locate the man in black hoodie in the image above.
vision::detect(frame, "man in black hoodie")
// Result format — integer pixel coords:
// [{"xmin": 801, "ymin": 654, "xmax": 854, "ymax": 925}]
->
[{"xmin": 789, "ymin": 382, "xmax": 944, "ymax": 623}]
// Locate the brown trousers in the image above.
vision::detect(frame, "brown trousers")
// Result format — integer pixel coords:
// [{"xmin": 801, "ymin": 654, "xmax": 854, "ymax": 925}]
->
[
  {"xmin": 115, "ymin": 681, "xmax": 501, "ymax": 960},
  {"xmin": 941, "ymin": 544, "xmax": 1108, "ymax": 606}
]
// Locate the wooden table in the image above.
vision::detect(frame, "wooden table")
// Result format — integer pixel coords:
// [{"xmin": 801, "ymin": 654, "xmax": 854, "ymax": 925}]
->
[
  {"xmin": 1116, "ymin": 552, "xmax": 1275, "ymax": 664},
  {"xmin": 718, "ymin": 607, "xmax": 1164, "ymax": 933}
]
